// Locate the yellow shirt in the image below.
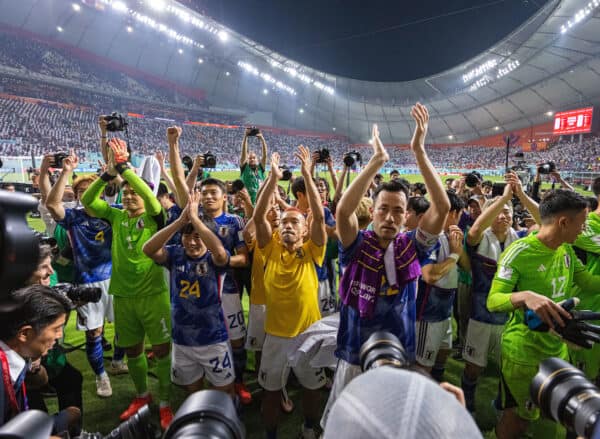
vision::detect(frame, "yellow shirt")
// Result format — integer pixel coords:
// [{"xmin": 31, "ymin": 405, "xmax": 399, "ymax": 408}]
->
[
  {"xmin": 262, "ymin": 238, "xmax": 325, "ymax": 337},
  {"xmin": 248, "ymin": 239, "xmax": 266, "ymax": 305}
]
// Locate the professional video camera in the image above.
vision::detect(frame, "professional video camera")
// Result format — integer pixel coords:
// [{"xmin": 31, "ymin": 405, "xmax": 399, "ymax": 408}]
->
[
  {"xmin": 53, "ymin": 283, "xmax": 102, "ymax": 308},
  {"xmin": 315, "ymin": 148, "xmax": 330, "ymax": 164},
  {"xmin": 343, "ymin": 151, "xmax": 361, "ymax": 168},
  {"xmin": 76, "ymin": 390, "xmax": 244, "ymax": 439},
  {"xmin": 538, "ymin": 161, "xmax": 556, "ymax": 174},
  {"xmin": 280, "ymin": 165, "xmax": 292, "ymax": 181},
  {"xmin": 103, "ymin": 112, "xmax": 128, "ymax": 132},
  {"xmin": 464, "ymin": 171, "xmax": 482, "ymax": 188},
  {"xmin": 531, "ymin": 357, "xmax": 600, "ymax": 439}
]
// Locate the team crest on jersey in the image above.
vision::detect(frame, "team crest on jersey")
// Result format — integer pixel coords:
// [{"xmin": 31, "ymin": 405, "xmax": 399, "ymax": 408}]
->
[
  {"xmin": 177, "ymin": 265, "xmax": 185, "ymax": 272},
  {"xmin": 195, "ymin": 262, "xmax": 209, "ymax": 276},
  {"xmin": 218, "ymin": 225, "xmax": 229, "ymax": 237},
  {"xmin": 564, "ymin": 254, "xmax": 571, "ymax": 268},
  {"xmin": 136, "ymin": 218, "xmax": 145, "ymax": 229},
  {"xmin": 295, "ymin": 248, "xmax": 305, "ymax": 259}
]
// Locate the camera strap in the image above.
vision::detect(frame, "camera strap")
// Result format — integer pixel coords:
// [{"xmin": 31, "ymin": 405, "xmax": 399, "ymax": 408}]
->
[{"xmin": 0, "ymin": 347, "xmax": 27, "ymax": 416}]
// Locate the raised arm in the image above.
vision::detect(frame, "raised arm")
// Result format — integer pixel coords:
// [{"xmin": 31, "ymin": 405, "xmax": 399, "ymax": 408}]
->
[
  {"xmin": 467, "ymin": 183, "xmax": 513, "ymax": 246},
  {"xmin": 254, "ymin": 153, "xmax": 282, "ymax": 248},
  {"xmin": 143, "ymin": 208, "xmax": 188, "ymax": 266},
  {"xmin": 185, "ymin": 155, "xmax": 204, "ymax": 194},
  {"xmin": 167, "ymin": 126, "xmax": 191, "ymax": 208},
  {"xmin": 297, "ymin": 146, "xmax": 326, "ymax": 247},
  {"xmin": 38, "ymin": 154, "xmax": 54, "ymax": 205},
  {"xmin": 81, "ymin": 174, "xmax": 112, "ymax": 220},
  {"xmin": 422, "ymin": 226, "xmax": 465, "ymax": 284},
  {"xmin": 240, "ymin": 128, "xmax": 249, "ymax": 168},
  {"xmin": 98, "ymin": 116, "xmax": 109, "ymax": 163},
  {"xmin": 550, "ymin": 170, "xmax": 575, "ymax": 192},
  {"xmin": 257, "ymin": 132, "xmax": 268, "ymax": 170},
  {"xmin": 336, "ymin": 124, "xmax": 389, "ymax": 248},
  {"xmin": 188, "ymin": 191, "xmax": 229, "ymax": 266},
  {"xmin": 155, "ymin": 150, "xmax": 178, "ymax": 200},
  {"xmin": 506, "ymin": 171, "xmax": 541, "ymax": 225},
  {"xmin": 332, "ymin": 163, "xmax": 348, "ymax": 205},
  {"xmin": 46, "ymin": 150, "xmax": 78, "ymax": 221},
  {"xmin": 411, "ymin": 103, "xmax": 450, "ymax": 235},
  {"xmin": 327, "ymin": 156, "xmax": 339, "ymax": 192}
]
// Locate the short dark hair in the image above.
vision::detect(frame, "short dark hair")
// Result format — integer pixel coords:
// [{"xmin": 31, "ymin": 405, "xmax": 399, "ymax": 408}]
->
[
  {"xmin": 38, "ymin": 244, "xmax": 53, "ymax": 263},
  {"xmin": 291, "ymin": 176, "xmax": 306, "ymax": 199},
  {"xmin": 408, "ymin": 196, "xmax": 430, "ymax": 215},
  {"xmin": 447, "ymin": 190, "xmax": 465, "ymax": 213},
  {"xmin": 539, "ymin": 189, "xmax": 588, "ymax": 223},
  {"xmin": 372, "ymin": 179, "xmax": 409, "ymax": 203},
  {"xmin": 586, "ymin": 196, "xmax": 598, "ymax": 212},
  {"xmin": 592, "ymin": 177, "xmax": 600, "ymax": 197},
  {"xmin": 411, "ymin": 182, "xmax": 427, "ymax": 196},
  {"xmin": 200, "ymin": 178, "xmax": 226, "ymax": 194},
  {"xmin": 157, "ymin": 182, "xmax": 169, "ymax": 197},
  {"xmin": 390, "ymin": 170, "xmax": 400, "ymax": 176},
  {"xmin": 0, "ymin": 285, "xmax": 71, "ymax": 341},
  {"xmin": 181, "ymin": 223, "xmax": 195, "ymax": 235}
]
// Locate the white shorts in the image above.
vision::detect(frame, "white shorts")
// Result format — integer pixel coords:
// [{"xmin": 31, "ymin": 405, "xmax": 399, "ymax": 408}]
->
[
  {"xmin": 75, "ymin": 279, "xmax": 114, "ymax": 331},
  {"xmin": 463, "ymin": 319, "xmax": 503, "ymax": 368},
  {"xmin": 245, "ymin": 304, "xmax": 266, "ymax": 351},
  {"xmin": 258, "ymin": 334, "xmax": 326, "ymax": 391},
  {"xmin": 321, "ymin": 359, "xmax": 362, "ymax": 428},
  {"xmin": 221, "ymin": 293, "xmax": 246, "ymax": 340},
  {"xmin": 171, "ymin": 341, "xmax": 235, "ymax": 387},
  {"xmin": 318, "ymin": 279, "xmax": 336, "ymax": 316},
  {"xmin": 416, "ymin": 318, "xmax": 453, "ymax": 367}
]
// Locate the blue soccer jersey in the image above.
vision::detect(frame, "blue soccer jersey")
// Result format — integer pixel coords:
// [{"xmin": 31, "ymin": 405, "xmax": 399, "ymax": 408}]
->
[
  {"xmin": 416, "ymin": 234, "xmax": 458, "ymax": 322},
  {"xmin": 467, "ymin": 228, "xmax": 526, "ymax": 325},
  {"xmin": 335, "ymin": 229, "xmax": 434, "ymax": 365},
  {"xmin": 207, "ymin": 213, "xmax": 246, "ymax": 295},
  {"xmin": 166, "ymin": 204, "xmax": 183, "ymax": 246},
  {"xmin": 58, "ymin": 207, "xmax": 112, "ymax": 284},
  {"xmin": 163, "ymin": 245, "xmax": 229, "ymax": 347}
]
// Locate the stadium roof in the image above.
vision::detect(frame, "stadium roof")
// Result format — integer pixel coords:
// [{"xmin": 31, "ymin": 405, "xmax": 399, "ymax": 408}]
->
[{"xmin": 1, "ymin": 0, "xmax": 599, "ymax": 144}]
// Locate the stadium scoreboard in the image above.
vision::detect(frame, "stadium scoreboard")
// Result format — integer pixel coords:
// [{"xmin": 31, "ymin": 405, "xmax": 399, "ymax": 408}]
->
[{"xmin": 553, "ymin": 107, "xmax": 596, "ymax": 135}]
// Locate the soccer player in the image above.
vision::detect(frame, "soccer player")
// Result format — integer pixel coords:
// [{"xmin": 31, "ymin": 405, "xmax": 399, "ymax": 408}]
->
[
  {"xmin": 460, "ymin": 180, "xmax": 532, "ymax": 413},
  {"xmin": 255, "ymin": 147, "xmax": 327, "ymax": 439},
  {"xmin": 240, "ymin": 127, "xmax": 267, "ymax": 204},
  {"xmin": 81, "ymin": 138, "xmax": 173, "ymax": 430},
  {"xmin": 45, "ymin": 148, "xmax": 126, "ymax": 399},
  {"xmin": 156, "ymin": 182, "xmax": 182, "ymax": 246},
  {"xmin": 415, "ymin": 190, "xmax": 467, "ymax": 379},
  {"xmin": 323, "ymin": 104, "xmax": 449, "ymax": 426},
  {"xmin": 143, "ymin": 191, "xmax": 235, "ymax": 396},
  {"xmin": 487, "ymin": 189, "xmax": 600, "ymax": 438},
  {"xmin": 167, "ymin": 126, "xmax": 251, "ymax": 404},
  {"xmin": 405, "ymin": 196, "xmax": 430, "ymax": 232}
]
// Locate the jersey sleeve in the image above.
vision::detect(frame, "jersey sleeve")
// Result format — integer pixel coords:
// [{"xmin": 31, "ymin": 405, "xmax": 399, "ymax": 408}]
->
[
  {"xmin": 324, "ymin": 207, "xmax": 336, "ymax": 227},
  {"xmin": 487, "ymin": 245, "xmax": 522, "ymax": 312},
  {"xmin": 339, "ymin": 230, "xmax": 363, "ymax": 268},
  {"xmin": 408, "ymin": 229, "xmax": 438, "ymax": 264},
  {"xmin": 80, "ymin": 178, "xmax": 118, "ymax": 222},
  {"xmin": 57, "ymin": 207, "xmax": 76, "ymax": 229},
  {"xmin": 307, "ymin": 240, "xmax": 326, "ymax": 266},
  {"xmin": 162, "ymin": 245, "xmax": 179, "ymax": 270},
  {"xmin": 575, "ymin": 227, "xmax": 600, "ymax": 256}
]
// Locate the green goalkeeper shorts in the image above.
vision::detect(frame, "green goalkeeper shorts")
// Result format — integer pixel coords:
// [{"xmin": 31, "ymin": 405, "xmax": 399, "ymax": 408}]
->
[
  {"xmin": 113, "ymin": 291, "xmax": 171, "ymax": 348},
  {"xmin": 500, "ymin": 356, "xmax": 540, "ymax": 421}
]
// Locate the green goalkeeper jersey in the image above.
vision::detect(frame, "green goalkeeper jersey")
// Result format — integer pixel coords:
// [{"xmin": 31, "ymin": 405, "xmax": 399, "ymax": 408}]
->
[
  {"xmin": 574, "ymin": 212, "xmax": 600, "ymax": 310},
  {"xmin": 81, "ymin": 168, "xmax": 168, "ymax": 298},
  {"xmin": 487, "ymin": 232, "xmax": 600, "ymax": 366}
]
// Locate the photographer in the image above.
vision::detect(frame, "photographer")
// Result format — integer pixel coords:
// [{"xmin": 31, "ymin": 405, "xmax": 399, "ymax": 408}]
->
[
  {"xmin": 81, "ymin": 138, "xmax": 174, "ymax": 430},
  {"xmin": 325, "ymin": 104, "xmax": 449, "ymax": 425},
  {"xmin": 0, "ymin": 285, "xmax": 72, "ymax": 432},
  {"xmin": 45, "ymin": 147, "xmax": 126, "ymax": 399},
  {"xmin": 487, "ymin": 189, "xmax": 600, "ymax": 438},
  {"xmin": 240, "ymin": 127, "xmax": 267, "ymax": 204},
  {"xmin": 255, "ymin": 147, "xmax": 327, "ymax": 439}
]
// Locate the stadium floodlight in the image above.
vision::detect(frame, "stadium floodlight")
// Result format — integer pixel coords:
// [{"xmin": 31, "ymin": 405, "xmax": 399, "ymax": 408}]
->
[
  {"xmin": 126, "ymin": 26, "xmax": 133, "ymax": 33},
  {"xmin": 56, "ymin": 26, "xmax": 64, "ymax": 32},
  {"xmin": 112, "ymin": 1, "xmax": 128, "ymax": 13},
  {"xmin": 263, "ymin": 89, "xmax": 269, "ymax": 95},
  {"xmin": 225, "ymin": 71, "xmax": 230, "ymax": 76},
  {"xmin": 559, "ymin": 0, "xmax": 600, "ymax": 34},
  {"xmin": 147, "ymin": 0, "xmax": 166, "ymax": 11},
  {"xmin": 237, "ymin": 61, "xmax": 296, "ymax": 96},
  {"xmin": 197, "ymin": 58, "xmax": 203, "ymax": 64},
  {"xmin": 299, "ymin": 108, "xmax": 304, "ymax": 114},
  {"xmin": 332, "ymin": 127, "xmax": 336, "ymax": 131},
  {"xmin": 72, "ymin": 3, "xmax": 81, "ymax": 12},
  {"xmin": 494, "ymin": 126, "xmax": 500, "ymax": 131},
  {"xmin": 200, "ymin": 44, "xmax": 204, "ymax": 49},
  {"xmin": 546, "ymin": 111, "xmax": 554, "ymax": 116},
  {"xmin": 218, "ymin": 30, "xmax": 229, "ymax": 42},
  {"xmin": 448, "ymin": 135, "xmax": 454, "ymax": 140},
  {"xmin": 178, "ymin": 48, "xmax": 183, "ymax": 54}
]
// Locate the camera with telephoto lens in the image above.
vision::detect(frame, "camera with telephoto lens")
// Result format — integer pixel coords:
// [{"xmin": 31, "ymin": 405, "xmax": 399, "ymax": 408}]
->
[
  {"xmin": 359, "ymin": 331, "xmax": 409, "ymax": 372},
  {"xmin": 53, "ymin": 283, "xmax": 102, "ymax": 307},
  {"xmin": 103, "ymin": 112, "xmax": 128, "ymax": 132},
  {"xmin": 182, "ymin": 155, "xmax": 194, "ymax": 172},
  {"xmin": 315, "ymin": 148, "xmax": 330, "ymax": 164},
  {"xmin": 53, "ymin": 152, "xmax": 68, "ymax": 169},
  {"xmin": 280, "ymin": 165, "xmax": 292, "ymax": 181},
  {"xmin": 343, "ymin": 151, "xmax": 362, "ymax": 168},
  {"xmin": 246, "ymin": 126, "xmax": 260, "ymax": 137},
  {"xmin": 202, "ymin": 152, "xmax": 217, "ymax": 169},
  {"xmin": 464, "ymin": 171, "xmax": 482, "ymax": 188},
  {"xmin": 76, "ymin": 405, "xmax": 156, "ymax": 439},
  {"xmin": 531, "ymin": 357, "xmax": 600, "ymax": 438},
  {"xmin": 538, "ymin": 161, "xmax": 556, "ymax": 174}
]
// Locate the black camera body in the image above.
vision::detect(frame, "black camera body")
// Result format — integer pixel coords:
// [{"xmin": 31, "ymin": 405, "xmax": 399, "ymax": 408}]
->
[
  {"xmin": 53, "ymin": 283, "xmax": 102, "ymax": 307},
  {"xmin": 246, "ymin": 126, "xmax": 260, "ymax": 137},
  {"xmin": 280, "ymin": 165, "xmax": 292, "ymax": 181},
  {"xmin": 103, "ymin": 112, "xmax": 128, "ymax": 132},
  {"xmin": 343, "ymin": 151, "xmax": 362, "ymax": 168},
  {"xmin": 202, "ymin": 152, "xmax": 217, "ymax": 169},
  {"xmin": 464, "ymin": 171, "xmax": 482, "ymax": 188},
  {"xmin": 316, "ymin": 148, "xmax": 330, "ymax": 164},
  {"xmin": 53, "ymin": 152, "xmax": 68, "ymax": 169},
  {"xmin": 538, "ymin": 161, "xmax": 556, "ymax": 174}
]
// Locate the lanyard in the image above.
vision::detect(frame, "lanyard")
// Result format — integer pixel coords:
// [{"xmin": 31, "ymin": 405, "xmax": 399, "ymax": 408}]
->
[{"xmin": 0, "ymin": 347, "xmax": 26, "ymax": 416}]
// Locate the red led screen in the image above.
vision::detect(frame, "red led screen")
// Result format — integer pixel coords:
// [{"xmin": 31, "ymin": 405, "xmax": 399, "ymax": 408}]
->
[{"xmin": 553, "ymin": 107, "xmax": 594, "ymax": 135}]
